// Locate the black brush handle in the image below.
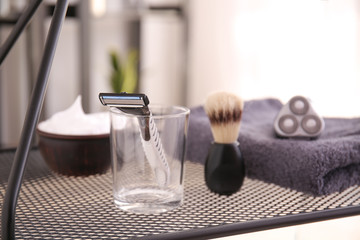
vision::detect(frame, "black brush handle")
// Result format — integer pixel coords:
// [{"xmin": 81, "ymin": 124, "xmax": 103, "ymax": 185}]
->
[{"xmin": 205, "ymin": 142, "xmax": 245, "ymax": 196}]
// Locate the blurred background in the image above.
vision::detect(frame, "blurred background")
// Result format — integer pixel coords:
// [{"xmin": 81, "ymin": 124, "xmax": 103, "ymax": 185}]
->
[
  {"xmin": 1, "ymin": 0, "xmax": 360, "ymax": 239},
  {"xmin": 1, "ymin": 0, "xmax": 360, "ymax": 145}
]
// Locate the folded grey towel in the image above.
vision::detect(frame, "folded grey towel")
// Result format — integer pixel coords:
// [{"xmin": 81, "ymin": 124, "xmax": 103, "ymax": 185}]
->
[{"xmin": 186, "ymin": 98, "xmax": 360, "ymax": 196}]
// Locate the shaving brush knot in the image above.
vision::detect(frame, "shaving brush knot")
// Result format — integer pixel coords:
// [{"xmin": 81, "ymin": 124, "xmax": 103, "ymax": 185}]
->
[
  {"xmin": 205, "ymin": 91, "xmax": 244, "ymax": 144},
  {"xmin": 208, "ymin": 107, "xmax": 242, "ymax": 125}
]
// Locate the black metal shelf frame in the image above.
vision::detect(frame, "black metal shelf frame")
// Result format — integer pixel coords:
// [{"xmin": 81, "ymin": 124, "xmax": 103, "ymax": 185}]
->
[
  {"xmin": 1, "ymin": 149, "xmax": 360, "ymax": 239},
  {"xmin": 0, "ymin": 0, "xmax": 69, "ymax": 239}
]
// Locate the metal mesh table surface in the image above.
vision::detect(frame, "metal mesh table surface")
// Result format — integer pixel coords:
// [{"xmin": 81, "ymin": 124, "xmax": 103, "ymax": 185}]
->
[{"xmin": 1, "ymin": 149, "xmax": 360, "ymax": 239}]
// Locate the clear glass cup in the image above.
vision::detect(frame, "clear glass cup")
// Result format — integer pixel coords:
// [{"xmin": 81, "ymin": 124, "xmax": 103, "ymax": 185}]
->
[{"xmin": 110, "ymin": 105, "xmax": 190, "ymax": 214}]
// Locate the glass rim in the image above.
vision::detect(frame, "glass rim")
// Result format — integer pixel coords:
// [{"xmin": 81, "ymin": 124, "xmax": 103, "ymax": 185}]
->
[{"xmin": 109, "ymin": 105, "xmax": 190, "ymax": 119}]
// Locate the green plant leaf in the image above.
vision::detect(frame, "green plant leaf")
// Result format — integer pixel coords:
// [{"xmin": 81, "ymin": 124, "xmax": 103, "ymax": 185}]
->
[
  {"xmin": 110, "ymin": 51, "xmax": 121, "ymax": 71},
  {"xmin": 109, "ymin": 49, "xmax": 138, "ymax": 93},
  {"xmin": 109, "ymin": 51, "xmax": 123, "ymax": 93},
  {"xmin": 111, "ymin": 71, "xmax": 123, "ymax": 93},
  {"xmin": 121, "ymin": 49, "xmax": 138, "ymax": 93}
]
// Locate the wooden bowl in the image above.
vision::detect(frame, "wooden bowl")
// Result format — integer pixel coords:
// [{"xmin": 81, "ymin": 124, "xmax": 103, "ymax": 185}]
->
[{"xmin": 37, "ymin": 129, "xmax": 111, "ymax": 177}]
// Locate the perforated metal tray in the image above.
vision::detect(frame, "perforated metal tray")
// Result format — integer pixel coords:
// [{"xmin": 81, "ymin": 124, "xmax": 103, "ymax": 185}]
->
[{"xmin": 1, "ymin": 149, "xmax": 360, "ymax": 239}]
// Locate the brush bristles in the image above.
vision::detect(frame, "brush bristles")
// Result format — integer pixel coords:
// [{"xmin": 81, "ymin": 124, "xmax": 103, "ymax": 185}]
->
[{"xmin": 205, "ymin": 91, "xmax": 244, "ymax": 144}]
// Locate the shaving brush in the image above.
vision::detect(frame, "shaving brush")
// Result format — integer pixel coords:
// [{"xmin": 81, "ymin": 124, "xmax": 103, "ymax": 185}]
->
[{"xmin": 204, "ymin": 91, "xmax": 245, "ymax": 196}]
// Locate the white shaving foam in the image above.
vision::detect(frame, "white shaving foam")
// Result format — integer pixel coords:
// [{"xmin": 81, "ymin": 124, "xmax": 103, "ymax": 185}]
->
[{"xmin": 38, "ymin": 96, "xmax": 110, "ymax": 135}]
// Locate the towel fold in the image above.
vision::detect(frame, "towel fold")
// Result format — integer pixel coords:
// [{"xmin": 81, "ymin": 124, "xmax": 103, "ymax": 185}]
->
[{"xmin": 186, "ymin": 98, "xmax": 360, "ymax": 196}]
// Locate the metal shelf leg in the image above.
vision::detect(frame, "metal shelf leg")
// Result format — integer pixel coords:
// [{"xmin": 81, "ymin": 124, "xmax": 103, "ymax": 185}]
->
[
  {"xmin": 0, "ymin": 0, "xmax": 43, "ymax": 65},
  {"xmin": 1, "ymin": 0, "xmax": 69, "ymax": 239}
]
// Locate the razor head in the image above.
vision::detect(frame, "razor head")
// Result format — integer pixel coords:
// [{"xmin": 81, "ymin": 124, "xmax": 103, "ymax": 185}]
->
[
  {"xmin": 99, "ymin": 92, "xmax": 149, "ymax": 108},
  {"xmin": 99, "ymin": 92, "xmax": 150, "ymax": 116},
  {"xmin": 99, "ymin": 92, "xmax": 151, "ymax": 139},
  {"xmin": 274, "ymin": 96, "xmax": 325, "ymax": 139}
]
